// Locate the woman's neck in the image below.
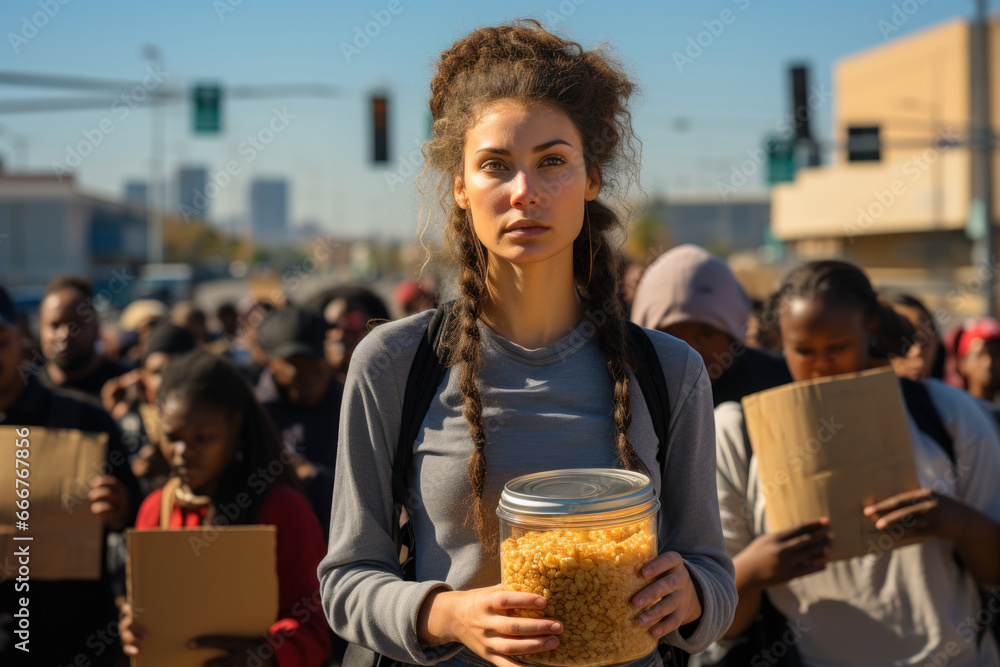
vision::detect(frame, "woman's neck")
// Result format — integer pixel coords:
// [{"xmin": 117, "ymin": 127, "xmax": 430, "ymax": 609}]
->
[
  {"xmin": 480, "ymin": 247, "xmax": 584, "ymax": 349},
  {"xmin": 969, "ymin": 379, "xmax": 995, "ymax": 402}
]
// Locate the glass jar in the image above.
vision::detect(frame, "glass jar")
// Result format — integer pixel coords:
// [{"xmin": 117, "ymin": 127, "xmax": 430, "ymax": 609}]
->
[{"xmin": 497, "ymin": 469, "xmax": 660, "ymax": 667}]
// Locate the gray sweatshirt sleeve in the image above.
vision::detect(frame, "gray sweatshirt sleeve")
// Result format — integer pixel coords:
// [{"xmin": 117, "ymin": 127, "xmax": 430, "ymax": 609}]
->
[
  {"xmin": 647, "ymin": 336, "xmax": 738, "ymax": 653},
  {"xmin": 316, "ymin": 313, "xmax": 465, "ymax": 665}
]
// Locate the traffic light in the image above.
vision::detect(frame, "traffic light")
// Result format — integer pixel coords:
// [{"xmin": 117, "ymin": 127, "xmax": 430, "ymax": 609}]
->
[
  {"xmin": 790, "ymin": 65, "xmax": 811, "ymax": 141},
  {"xmin": 371, "ymin": 95, "xmax": 388, "ymax": 163},
  {"xmin": 765, "ymin": 135, "xmax": 796, "ymax": 184},
  {"xmin": 193, "ymin": 84, "xmax": 222, "ymax": 134}
]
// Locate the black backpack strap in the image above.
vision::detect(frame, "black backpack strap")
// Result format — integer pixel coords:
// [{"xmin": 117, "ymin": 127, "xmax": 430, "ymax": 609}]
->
[
  {"xmin": 624, "ymin": 322, "xmax": 672, "ymax": 472},
  {"xmin": 624, "ymin": 324, "xmax": 689, "ymax": 667},
  {"xmin": 390, "ymin": 302, "xmax": 455, "ymax": 580},
  {"xmin": 899, "ymin": 377, "xmax": 956, "ymax": 466}
]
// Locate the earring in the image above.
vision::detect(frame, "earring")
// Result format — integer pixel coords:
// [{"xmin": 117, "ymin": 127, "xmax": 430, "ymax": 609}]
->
[{"xmin": 585, "ymin": 201, "xmax": 594, "ymax": 288}]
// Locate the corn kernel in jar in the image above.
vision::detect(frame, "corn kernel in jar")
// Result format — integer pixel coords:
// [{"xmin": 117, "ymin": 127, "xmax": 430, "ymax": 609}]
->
[{"xmin": 497, "ymin": 469, "xmax": 661, "ymax": 667}]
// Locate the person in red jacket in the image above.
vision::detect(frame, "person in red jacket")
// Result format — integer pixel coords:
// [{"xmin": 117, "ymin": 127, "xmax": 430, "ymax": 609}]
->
[{"xmin": 118, "ymin": 349, "xmax": 331, "ymax": 667}]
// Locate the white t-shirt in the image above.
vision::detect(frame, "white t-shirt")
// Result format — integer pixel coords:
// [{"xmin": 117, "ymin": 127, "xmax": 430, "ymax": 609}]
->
[{"xmin": 715, "ymin": 378, "xmax": 1000, "ymax": 666}]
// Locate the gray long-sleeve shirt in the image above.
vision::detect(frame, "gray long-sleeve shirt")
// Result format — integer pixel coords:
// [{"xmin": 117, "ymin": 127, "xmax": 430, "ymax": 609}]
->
[{"xmin": 317, "ymin": 309, "xmax": 736, "ymax": 665}]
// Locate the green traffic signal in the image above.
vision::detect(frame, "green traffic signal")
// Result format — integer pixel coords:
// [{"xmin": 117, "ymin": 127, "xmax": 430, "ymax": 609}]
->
[{"xmin": 193, "ymin": 84, "xmax": 222, "ymax": 134}]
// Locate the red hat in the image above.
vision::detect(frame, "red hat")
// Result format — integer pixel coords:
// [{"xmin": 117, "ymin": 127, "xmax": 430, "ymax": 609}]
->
[
  {"xmin": 957, "ymin": 317, "xmax": 1000, "ymax": 358},
  {"xmin": 394, "ymin": 279, "xmax": 425, "ymax": 309}
]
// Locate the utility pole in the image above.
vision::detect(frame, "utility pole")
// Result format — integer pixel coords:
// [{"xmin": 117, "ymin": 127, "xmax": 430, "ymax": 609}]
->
[
  {"xmin": 972, "ymin": 0, "xmax": 995, "ymax": 316},
  {"xmin": 143, "ymin": 45, "xmax": 166, "ymax": 265}
]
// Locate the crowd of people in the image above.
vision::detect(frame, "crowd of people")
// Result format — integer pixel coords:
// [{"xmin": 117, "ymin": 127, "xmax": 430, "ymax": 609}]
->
[{"xmin": 2, "ymin": 18, "xmax": 1000, "ymax": 667}]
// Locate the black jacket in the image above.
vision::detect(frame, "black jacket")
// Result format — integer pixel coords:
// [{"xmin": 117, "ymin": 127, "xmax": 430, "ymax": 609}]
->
[{"xmin": 0, "ymin": 377, "xmax": 142, "ymax": 667}]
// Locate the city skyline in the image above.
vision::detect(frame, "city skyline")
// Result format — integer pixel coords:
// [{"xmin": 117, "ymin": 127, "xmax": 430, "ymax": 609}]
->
[{"xmin": 0, "ymin": 0, "xmax": 976, "ymax": 240}]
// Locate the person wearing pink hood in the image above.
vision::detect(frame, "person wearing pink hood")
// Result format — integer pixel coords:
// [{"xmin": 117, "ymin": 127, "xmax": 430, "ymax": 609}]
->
[{"xmin": 631, "ymin": 244, "xmax": 790, "ymax": 406}]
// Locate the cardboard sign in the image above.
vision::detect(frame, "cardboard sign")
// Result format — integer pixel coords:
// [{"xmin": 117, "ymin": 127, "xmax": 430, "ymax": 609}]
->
[
  {"xmin": 0, "ymin": 425, "xmax": 108, "ymax": 580},
  {"xmin": 138, "ymin": 403, "xmax": 161, "ymax": 445},
  {"xmin": 741, "ymin": 368, "xmax": 924, "ymax": 561},
  {"xmin": 126, "ymin": 526, "xmax": 278, "ymax": 667}
]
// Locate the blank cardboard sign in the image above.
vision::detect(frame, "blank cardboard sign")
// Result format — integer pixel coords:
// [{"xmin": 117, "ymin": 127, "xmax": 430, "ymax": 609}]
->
[
  {"xmin": 741, "ymin": 368, "xmax": 924, "ymax": 561},
  {"xmin": 138, "ymin": 403, "xmax": 161, "ymax": 445},
  {"xmin": 0, "ymin": 426, "xmax": 107, "ymax": 580},
  {"xmin": 126, "ymin": 526, "xmax": 278, "ymax": 667}
]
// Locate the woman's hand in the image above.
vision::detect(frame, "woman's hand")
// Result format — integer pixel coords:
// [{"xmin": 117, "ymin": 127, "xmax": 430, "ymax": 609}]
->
[
  {"xmin": 863, "ymin": 488, "xmax": 965, "ymax": 542},
  {"xmin": 119, "ymin": 602, "xmax": 147, "ymax": 658},
  {"xmin": 188, "ymin": 635, "xmax": 278, "ymax": 667},
  {"xmin": 735, "ymin": 518, "xmax": 833, "ymax": 589},
  {"xmin": 630, "ymin": 552, "xmax": 702, "ymax": 640},
  {"xmin": 417, "ymin": 584, "xmax": 563, "ymax": 667},
  {"xmin": 865, "ymin": 488, "xmax": 1000, "ymax": 585},
  {"xmin": 89, "ymin": 475, "xmax": 129, "ymax": 529}
]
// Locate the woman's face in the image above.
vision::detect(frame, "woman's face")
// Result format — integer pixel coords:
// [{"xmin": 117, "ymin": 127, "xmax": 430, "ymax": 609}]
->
[
  {"xmin": 160, "ymin": 396, "xmax": 241, "ymax": 496},
  {"xmin": 889, "ymin": 304, "xmax": 939, "ymax": 381},
  {"xmin": 958, "ymin": 338, "xmax": 1000, "ymax": 394},
  {"xmin": 454, "ymin": 99, "xmax": 599, "ymax": 269},
  {"xmin": 780, "ymin": 297, "xmax": 873, "ymax": 382}
]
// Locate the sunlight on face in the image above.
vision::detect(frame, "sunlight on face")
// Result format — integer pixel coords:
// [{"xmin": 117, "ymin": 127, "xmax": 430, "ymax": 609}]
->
[
  {"xmin": 160, "ymin": 396, "xmax": 240, "ymax": 496},
  {"xmin": 454, "ymin": 99, "xmax": 599, "ymax": 269},
  {"xmin": 780, "ymin": 298, "xmax": 872, "ymax": 382}
]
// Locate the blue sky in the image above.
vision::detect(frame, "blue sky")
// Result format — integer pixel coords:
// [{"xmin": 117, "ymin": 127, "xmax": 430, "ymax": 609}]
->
[{"xmin": 0, "ymin": 0, "xmax": 973, "ymax": 239}]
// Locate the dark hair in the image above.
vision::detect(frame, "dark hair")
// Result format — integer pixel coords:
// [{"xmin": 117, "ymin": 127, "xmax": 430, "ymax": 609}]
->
[
  {"xmin": 45, "ymin": 275, "xmax": 94, "ymax": 300},
  {"xmin": 872, "ymin": 297, "xmax": 916, "ymax": 360},
  {"xmin": 305, "ymin": 285, "xmax": 391, "ymax": 324},
  {"xmin": 217, "ymin": 303, "xmax": 237, "ymax": 318},
  {"xmin": 157, "ymin": 349, "xmax": 298, "ymax": 524},
  {"xmin": 883, "ymin": 293, "xmax": 937, "ymax": 336},
  {"xmin": 422, "ymin": 20, "xmax": 643, "ymax": 544},
  {"xmin": 773, "ymin": 261, "xmax": 879, "ymax": 320},
  {"xmin": 772, "ymin": 260, "xmax": 913, "ymax": 359},
  {"xmin": 143, "ymin": 322, "xmax": 197, "ymax": 363}
]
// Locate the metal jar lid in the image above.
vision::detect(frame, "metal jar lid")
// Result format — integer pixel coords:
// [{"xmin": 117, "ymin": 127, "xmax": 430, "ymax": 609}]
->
[{"xmin": 496, "ymin": 468, "xmax": 658, "ymax": 527}]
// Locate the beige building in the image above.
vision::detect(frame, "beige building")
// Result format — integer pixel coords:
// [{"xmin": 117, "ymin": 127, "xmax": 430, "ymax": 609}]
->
[{"xmin": 772, "ymin": 16, "xmax": 999, "ymax": 307}]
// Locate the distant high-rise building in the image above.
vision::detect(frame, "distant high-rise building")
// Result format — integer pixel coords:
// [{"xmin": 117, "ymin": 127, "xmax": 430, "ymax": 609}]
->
[
  {"xmin": 177, "ymin": 166, "xmax": 208, "ymax": 220},
  {"xmin": 250, "ymin": 178, "xmax": 289, "ymax": 243},
  {"xmin": 124, "ymin": 180, "xmax": 148, "ymax": 206}
]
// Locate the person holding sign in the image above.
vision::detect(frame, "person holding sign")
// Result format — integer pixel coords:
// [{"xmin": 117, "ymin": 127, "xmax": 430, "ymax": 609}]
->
[
  {"xmin": 0, "ymin": 286, "xmax": 142, "ymax": 667},
  {"xmin": 317, "ymin": 20, "xmax": 737, "ymax": 667},
  {"xmin": 118, "ymin": 350, "xmax": 330, "ymax": 666},
  {"xmin": 714, "ymin": 261, "xmax": 1000, "ymax": 665}
]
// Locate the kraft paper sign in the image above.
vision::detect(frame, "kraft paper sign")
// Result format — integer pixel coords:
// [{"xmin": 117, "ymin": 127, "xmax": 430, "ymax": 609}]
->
[
  {"xmin": 0, "ymin": 425, "xmax": 108, "ymax": 580},
  {"xmin": 126, "ymin": 526, "xmax": 278, "ymax": 667},
  {"xmin": 741, "ymin": 368, "xmax": 923, "ymax": 561},
  {"xmin": 138, "ymin": 403, "xmax": 161, "ymax": 444}
]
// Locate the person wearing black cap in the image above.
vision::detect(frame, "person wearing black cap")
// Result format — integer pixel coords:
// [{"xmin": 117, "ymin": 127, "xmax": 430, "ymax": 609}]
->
[
  {"xmin": 254, "ymin": 306, "xmax": 343, "ymax": 539},
  {"xmin": 0, "ymin": 286, "xmax": 142, "ymax": 667},
  {"xmin": 307, "ymin": 285, "xmax": 391, "ymax": 384}
]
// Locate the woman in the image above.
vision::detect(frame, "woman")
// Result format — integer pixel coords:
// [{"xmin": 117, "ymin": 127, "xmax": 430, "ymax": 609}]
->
[
  {"xmin": 119, "ymin": 350, "xmax": 331, "ymax": 666},
  {"xmin": 954, "ymin": 317, "xmax": 1000, "ymax": 402},
  {"xmin": 318, "ymin": 20, "xmax": 736, "ymax": 667},
  {"xmin": 884, "ymin": 293, "xmax": 943, "ymax": 381},
  {"xmin": 715, "ymin": 261, "xmax": 1000, "ymax": 665},
  {"xmin": 630, "ymin": 244, "xmax": 791, "ymax": 406}
]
